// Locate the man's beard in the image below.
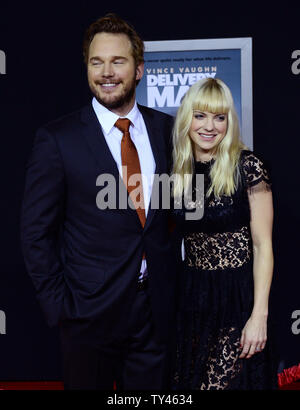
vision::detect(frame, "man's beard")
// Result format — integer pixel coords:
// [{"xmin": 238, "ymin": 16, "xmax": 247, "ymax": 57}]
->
[{"xmin": 92, "ymin": 77, "xmax": 136, "ymax": 111}]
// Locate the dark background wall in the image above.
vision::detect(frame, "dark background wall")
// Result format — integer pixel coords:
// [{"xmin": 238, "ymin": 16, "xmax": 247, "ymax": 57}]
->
[{"xmin": 0, "ymin": 1, "xmax": 299, "ymax": 380}]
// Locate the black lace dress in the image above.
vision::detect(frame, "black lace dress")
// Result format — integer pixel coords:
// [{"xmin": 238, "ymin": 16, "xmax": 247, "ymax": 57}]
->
[{"xmin": 172, "ymin": 150, "xmax": 277, "ymax": 390}]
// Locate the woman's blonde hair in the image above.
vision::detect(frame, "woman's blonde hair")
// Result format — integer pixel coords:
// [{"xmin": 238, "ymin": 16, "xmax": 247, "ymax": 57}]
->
[{"xmin": 172, "ymin": 78, "xmax": 247, "ymax": 198}]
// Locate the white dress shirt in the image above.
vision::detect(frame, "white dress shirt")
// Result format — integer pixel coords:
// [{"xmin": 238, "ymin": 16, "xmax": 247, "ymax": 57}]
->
[{"xmin": 92, "ymin": 97, "xmax": 155, "ymax": 278}]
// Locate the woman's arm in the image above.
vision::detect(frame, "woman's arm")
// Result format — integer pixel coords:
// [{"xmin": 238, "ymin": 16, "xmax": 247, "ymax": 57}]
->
[{"xmin": 239, "ymin": 188, "xmax": 274, "ymax": 359}]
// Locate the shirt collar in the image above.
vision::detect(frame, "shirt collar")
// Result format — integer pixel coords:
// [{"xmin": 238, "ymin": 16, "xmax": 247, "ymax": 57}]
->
[{"xmin": 92, "ymin": 97, "xmax": 143, "ymax": 134}]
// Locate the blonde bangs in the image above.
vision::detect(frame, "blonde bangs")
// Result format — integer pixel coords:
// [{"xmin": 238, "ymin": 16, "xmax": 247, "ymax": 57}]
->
[{"xmin": 192, "ymin": 85, "xmax": 230, "ymax": 115}]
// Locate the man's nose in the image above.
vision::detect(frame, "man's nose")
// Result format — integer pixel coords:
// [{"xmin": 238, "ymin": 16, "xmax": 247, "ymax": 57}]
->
[{"xmin": 102, "ymin": 62, "xmax": 114, "ymax": 77}]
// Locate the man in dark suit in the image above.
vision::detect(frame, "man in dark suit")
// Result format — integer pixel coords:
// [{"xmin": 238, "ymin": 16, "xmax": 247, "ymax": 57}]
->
[{"xmin": 20, "ymin": 13, "xmax": 177, "ymax": 390}]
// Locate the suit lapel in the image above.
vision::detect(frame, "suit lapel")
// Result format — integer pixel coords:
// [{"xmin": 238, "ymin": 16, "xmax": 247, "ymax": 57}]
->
[
  {"xmin": 139, "ymin": 105, "xmax": 164, "ymax": 176},
  {"xmin": 139, "ymin": 105, "xmax": 166, "ymax": 231},
  {"xmin": 80, "ymin": 105, "xmax": 119, "ymax": 179},
  {"xmin": 80, "ymin": 105, "xmax": 140, "ymax": 224},
  {"xmin": 80, "ymin": 104, "xmax": 168, "ymax": 230}
]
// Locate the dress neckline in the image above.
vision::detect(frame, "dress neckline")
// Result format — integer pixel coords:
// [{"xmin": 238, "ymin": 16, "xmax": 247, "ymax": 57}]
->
[
  {"xmin": 196, "ymin": 159, "xmax": 213, "ymax": 164},
  {"xmin": 195, "ymin": 157, "xmax": 215, "ymax": 166},
  {"xmin": 194, "ymin": 158, "xmax": 214, "ymax": 176}
]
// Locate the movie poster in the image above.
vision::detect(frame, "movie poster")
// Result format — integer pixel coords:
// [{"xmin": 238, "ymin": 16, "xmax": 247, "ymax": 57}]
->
[
  {"xmin": 136, "ymin": 39, "xmax": 252, "ymax": 148},
  {"xmin": 137, "ymin": 48, "xmax": 241, "ymax": 117}
]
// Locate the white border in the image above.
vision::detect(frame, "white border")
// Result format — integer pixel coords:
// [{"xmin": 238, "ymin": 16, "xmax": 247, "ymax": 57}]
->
[{"xmin": 145, "ymin": 38, "xmax": 253, "ymax": 149}]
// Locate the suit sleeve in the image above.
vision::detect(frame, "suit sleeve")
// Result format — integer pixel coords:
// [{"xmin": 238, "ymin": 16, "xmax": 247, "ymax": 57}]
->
[{"xmin": 20, "ymin": 127, "xmax": 66, "ymax": 327}]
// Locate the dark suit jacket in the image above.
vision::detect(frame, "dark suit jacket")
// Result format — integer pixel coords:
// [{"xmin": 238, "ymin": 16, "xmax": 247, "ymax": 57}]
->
[{"xmin": 21, "ymin": 103, "xmax": 177, "ymax": 345}]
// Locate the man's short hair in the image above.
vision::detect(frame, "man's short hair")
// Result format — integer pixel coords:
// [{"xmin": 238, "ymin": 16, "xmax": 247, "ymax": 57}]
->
[{"xmin": 83, "ymin": 13, "xmax": 144, "ymax": 67}]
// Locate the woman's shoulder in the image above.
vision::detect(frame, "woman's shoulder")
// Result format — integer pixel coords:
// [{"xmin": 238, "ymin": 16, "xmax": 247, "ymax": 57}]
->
[
  {"xmin": 239, "ymin": 149, "xmax": 268, "ymax": 171},
  {"xmin": 239, "ymin": 149, "xmax": 271, "ymax": 190},
  {"xmin": 240, "ymin": 149, "xmax": 261, "ymax": 162}
]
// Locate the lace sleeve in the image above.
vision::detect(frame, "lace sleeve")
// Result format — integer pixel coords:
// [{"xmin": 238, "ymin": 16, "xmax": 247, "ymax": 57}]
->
[{"xmin": 241, "ymin": 151, "xmax": 272, "ymax": 194}]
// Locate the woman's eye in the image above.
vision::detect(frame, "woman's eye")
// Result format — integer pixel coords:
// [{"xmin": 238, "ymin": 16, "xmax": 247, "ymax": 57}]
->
[
  {"xmin": 216, "ymin": 115, "xmax": 226, "ymax": 121},
  {"xmin": 194, "ymin": 113, "xmax": 204, "ymax": 119}
]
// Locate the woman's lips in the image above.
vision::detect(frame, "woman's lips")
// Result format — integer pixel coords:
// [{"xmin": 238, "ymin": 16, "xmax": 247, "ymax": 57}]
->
[{"xmin": 199, "ymin": 133, "xmax": 217, "ymax": 139}]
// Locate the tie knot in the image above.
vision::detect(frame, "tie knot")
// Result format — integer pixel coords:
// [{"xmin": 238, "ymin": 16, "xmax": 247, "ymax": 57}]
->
[{"xmin": 115, "ymin": 118, "xmax": 131, "ymax": 133}]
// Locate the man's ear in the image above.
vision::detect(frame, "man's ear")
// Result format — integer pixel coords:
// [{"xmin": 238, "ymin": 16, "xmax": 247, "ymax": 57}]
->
[{"xmin": 136, "ymin": 62, "xmax": 144, "ymax": 81}]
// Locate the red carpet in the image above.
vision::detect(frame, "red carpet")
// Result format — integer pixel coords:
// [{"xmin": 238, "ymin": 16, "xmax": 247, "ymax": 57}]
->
[
  {"xmin": 0, "ymin": 381, "xmax": 64, "ymax": 390},
  {"xmin": 278, "ymin": 380, "xmax": 300, "ymax": 390}
]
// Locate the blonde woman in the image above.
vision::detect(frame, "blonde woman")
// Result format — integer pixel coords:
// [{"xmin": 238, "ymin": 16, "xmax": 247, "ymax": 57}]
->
[{"xmin": 172, "ymin": 78, "xmax": 277, "ymax": 390}]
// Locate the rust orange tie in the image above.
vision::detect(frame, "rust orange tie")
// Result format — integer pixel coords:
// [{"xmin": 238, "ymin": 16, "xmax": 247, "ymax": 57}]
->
[{"xmin": 115, "ymin": 118, "xmax": 146, "ymax": 228}]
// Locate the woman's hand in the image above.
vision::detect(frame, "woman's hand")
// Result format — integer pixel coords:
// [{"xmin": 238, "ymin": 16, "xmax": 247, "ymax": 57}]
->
[{"xmin": 239, "ymin": 315, "xmax": 267, "ymax": 359}]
